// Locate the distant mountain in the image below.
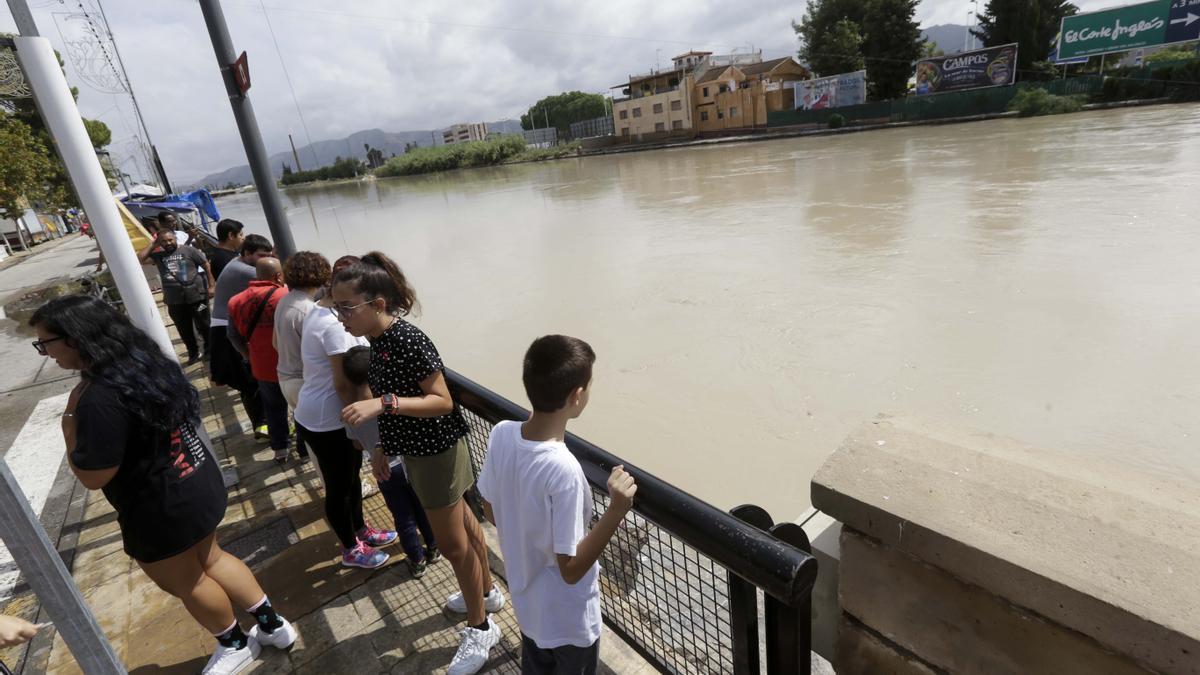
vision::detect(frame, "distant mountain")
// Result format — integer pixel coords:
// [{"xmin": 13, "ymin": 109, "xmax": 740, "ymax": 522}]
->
[
  {"xmin": 185, "ymin": 119, "xmax": 525, "ymax": 189},
  {"xmin": 921, "ymin": 24, "xmax": 972, "ymax": 56}
]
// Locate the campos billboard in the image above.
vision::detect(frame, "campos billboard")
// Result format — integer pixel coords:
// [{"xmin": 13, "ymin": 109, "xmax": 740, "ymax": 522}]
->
[
  {"xmin": 793, "ymin": 70, "xmax": 868, "ymax": 110},
  {"xmin": 914, "ymin": 43, "xmax": 1019, "ymax": 95}
]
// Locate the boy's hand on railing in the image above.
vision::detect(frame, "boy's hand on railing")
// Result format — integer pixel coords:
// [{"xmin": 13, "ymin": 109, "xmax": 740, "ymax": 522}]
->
[
  {"xmin": 608, "ymin": 465, "xmax": 637, "ymax": 515},
  {"xmin": 0, "ymin": 614, "xmax": 38, "ymax": 648}
]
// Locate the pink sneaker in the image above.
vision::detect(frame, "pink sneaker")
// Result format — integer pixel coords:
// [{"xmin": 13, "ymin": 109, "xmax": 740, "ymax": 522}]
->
[
  {"xmin": 358, "ymin": 525, "xmax": 398, "ymax": 548},
  {"xmin": 341, "ymin": 541, "xmax": 389, "ymax": 569}
]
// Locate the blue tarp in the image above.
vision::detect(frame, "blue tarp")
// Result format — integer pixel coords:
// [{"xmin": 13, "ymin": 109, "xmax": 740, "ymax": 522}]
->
[{"xmin": 121, "ymin": 189, "xmax": 221, "ymax": 230}]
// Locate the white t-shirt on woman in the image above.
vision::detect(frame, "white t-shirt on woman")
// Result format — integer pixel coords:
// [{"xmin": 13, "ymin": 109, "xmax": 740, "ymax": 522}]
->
[{"xmin": 294, "ymin": 306, "xmax": 366, "ymax": 432}]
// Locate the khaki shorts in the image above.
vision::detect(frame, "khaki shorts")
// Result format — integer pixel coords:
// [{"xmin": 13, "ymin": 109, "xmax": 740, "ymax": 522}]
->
[{"xmin": 404, "ymin": 436, "xmax": 474, "ymax": 511}]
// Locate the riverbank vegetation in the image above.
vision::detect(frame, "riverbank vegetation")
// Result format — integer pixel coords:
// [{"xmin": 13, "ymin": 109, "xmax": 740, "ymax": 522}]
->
[
  {"xmin": 374, "ymin": 135, "xmax": 580, "ymax": 177},
  {"xmin": 1097, "ymin": 59, "xmax": 1200, "ymax": 103},
  {"xmin": 279, "ymin": 156, "xmax": 363, "ymax": 186},
  {"xmin": 1008, "ymin": 89, "xmax": 1083, "ymax": 117}
]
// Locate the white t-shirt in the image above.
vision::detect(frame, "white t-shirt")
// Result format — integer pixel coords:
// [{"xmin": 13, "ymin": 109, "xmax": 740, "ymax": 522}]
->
[
  {"xmin": 273, "ymin": 290, "xmax": 317, "ymax": 382},
  {"xmin": 294, "ymin": 306, "xmax": 366, "ymax": 432},
  {"xmin": 476, "ymin": 420, "xmax": 601, "ymax": 649}
]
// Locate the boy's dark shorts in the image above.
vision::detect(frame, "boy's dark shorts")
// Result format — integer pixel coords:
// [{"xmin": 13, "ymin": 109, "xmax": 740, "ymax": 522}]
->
[{"xmin": 520, "ymin": 634, "xmax": 599, "ymax": 675}]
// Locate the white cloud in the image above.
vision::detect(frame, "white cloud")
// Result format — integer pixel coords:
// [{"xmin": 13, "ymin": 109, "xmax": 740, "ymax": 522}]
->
[{"xmin": 0, "ymin": 0, "xmax": 1129, "ymax": 184}]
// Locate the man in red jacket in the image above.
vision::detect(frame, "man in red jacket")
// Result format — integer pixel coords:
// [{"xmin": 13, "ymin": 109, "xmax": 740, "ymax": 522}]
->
[{"xmin": 228, "ymin": 257, "xmax": 305, "ymax": 464}]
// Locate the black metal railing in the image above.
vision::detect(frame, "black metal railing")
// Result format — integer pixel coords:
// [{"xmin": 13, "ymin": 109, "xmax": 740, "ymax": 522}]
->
[{"xmin": 446, "ymin": 369, "xmax": 817, "ymax": 675}]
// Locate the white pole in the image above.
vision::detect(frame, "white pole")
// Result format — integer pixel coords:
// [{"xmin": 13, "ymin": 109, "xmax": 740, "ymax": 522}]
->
[{"xmin": 15, "ymin": 36, "xmax": 175, "ymax": 359}]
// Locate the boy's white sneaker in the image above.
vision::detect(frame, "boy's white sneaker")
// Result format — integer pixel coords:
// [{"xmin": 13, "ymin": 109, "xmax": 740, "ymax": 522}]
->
[
  {"xmin": 447, "ymin": 616, "xmax": 501, "ymax": 675},
  {"xmin": 201, "ymin": 635, "xmax": 260, "ymax": 674},
  {"xmin": 248, "ymin": 617, "xmax": 298, "ymax": 650},
  {"xmin": 445, "ymin": 583, "xmax": 506, "ymax": 614}
]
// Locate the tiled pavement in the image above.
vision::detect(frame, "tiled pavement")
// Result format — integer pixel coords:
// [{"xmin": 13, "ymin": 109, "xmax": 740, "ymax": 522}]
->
[{"xmin": 10, "ymin": 305, "xmax": 651, "ymax": 674}]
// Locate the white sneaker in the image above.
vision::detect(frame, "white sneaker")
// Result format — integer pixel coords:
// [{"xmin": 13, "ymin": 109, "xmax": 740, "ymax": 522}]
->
[
  {"xmin": 201, "ymin": 635, "xmax": 260, "ymax": 674},
  {"xmin": 447, "ymin": 616, "xmax": 501, "ymax": 675},
  {"xmin": 445, "ymin": 583, "xmax": 506, "ymax": 614},
  {"xmin": 248, "ymin": 617, "xmax": 298, "ymax": 650}
]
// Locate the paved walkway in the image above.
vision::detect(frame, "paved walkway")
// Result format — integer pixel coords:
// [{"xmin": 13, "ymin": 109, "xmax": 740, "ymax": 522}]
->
[{"xmin": 2, "ymin": 301, "xmax": 651, "ymax": 674}]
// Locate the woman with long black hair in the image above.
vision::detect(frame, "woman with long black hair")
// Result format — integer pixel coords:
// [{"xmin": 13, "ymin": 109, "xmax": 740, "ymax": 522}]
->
[{"xmin": 30, "ymin": 296, "xmax": 296, "ymax": 675}]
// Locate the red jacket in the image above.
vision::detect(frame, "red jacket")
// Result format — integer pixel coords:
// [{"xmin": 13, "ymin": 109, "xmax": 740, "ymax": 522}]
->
[{"xmin": 228, "ymin": 280, "xmax": 286, "ymax": 382}]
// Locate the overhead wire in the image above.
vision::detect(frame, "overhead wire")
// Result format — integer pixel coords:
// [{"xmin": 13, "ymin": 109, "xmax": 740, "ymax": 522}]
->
[
  {"xmin": 257, "ymin": 0, "xmax": 320, "ymax": 170},
  {"xmin": 226, "ymin": 2, "xmax": 745, "ymax": 52}
]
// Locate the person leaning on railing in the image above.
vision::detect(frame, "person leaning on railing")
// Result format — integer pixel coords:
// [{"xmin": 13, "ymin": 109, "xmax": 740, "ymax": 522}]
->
[
  {"xmin": 476, "ymin": 335, "xmax": 637, "ymax": 675},
  {"xmin": 335, "ymin": 252, "xmax": 502, "ymax": 675},
  {"xmin": 29, "ymin": 295, "xmax": 298, "ymax": 675}
]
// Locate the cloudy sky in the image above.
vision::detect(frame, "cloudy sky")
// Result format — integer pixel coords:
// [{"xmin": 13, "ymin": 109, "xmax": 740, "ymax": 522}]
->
[{"xmin": 1, "ymin": 0, "xmax": 1115, "ymax": 185}]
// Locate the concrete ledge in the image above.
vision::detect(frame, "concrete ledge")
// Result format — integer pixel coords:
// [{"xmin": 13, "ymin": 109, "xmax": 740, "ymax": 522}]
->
[
  {"xmin": 840, "ymin": 529, "xmax": 1152, "ymax": 674},
  {"xmin": 812, "ymin": 417, "xmax": 1200, "ymax": 675},
  {"xmin": 837, "ymin": 614, "xmax": 940, "ymax": 675}
]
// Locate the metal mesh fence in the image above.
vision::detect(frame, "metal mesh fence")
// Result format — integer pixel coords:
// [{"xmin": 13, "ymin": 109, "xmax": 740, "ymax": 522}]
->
[
  {"xmin": 569, "ymin": 115, "xmax": 615, "ymax": 140},
  {"xmin": 767, "ymin": 76, "xmax": 1109, "ymax": 128},
  {"xmin": 458, "ymin": 407, "xmax": 736, "ymax": 675}
]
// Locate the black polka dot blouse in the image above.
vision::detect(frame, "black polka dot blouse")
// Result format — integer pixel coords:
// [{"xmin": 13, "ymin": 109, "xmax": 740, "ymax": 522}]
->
[{"xmin": 367, "ymin": 317, "xmax": 468, "ymax": 457}]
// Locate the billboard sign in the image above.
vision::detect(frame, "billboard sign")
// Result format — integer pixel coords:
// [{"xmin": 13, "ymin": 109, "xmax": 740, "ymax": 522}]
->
[
  {"xmin": 1057, "ymin": 0, "xmax": 1200, "ymax": 60},
  {"xmin": 914, "ymin": 44, "xmax": 1018, "ymax": 95},
  {"xmin": 1059, "ymin": 0, "xmax": 1171, "ymax": 59},
  {"xmin": 793, "ymin": 70, "xmax": 867, "ymax": 110}
]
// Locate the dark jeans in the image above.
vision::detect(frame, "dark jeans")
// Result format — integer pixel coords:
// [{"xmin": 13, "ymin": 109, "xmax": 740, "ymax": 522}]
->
[
  {"xmin": 521, "ymin": 634, "xmax": 599, "ymax": 675},
  {"xmin": 208, "ymin": 326, "xmax": 263, "ymax": 429},
  {"xmin": 257, "ymin": 379, "xmax": 298, "ymax": 453},
  {"xmin": 166, "ymin": 301, "xmax": 210, "ymax": 358},
  {"xmin": 377, "ymin": 465, "xmax": 435, "ymax": 561},
  {"xmin": 298, "ymin": 424, "xmax": 364, "ymax": 549}
]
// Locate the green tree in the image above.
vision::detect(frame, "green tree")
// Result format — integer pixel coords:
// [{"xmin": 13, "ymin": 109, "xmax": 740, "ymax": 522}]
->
[
  {"xmin": 364, "ymin": 144, "xmax": 385, "ymax": 169},
  {"xmin": 921, "ymin": 40, "xmax": 944, "ymax": 59},
  {"xmin": 0, "ymin": 115, "xmax": 57, "ymax": 220},
  {"xmin": 0, "ymin": 42, "xmax": 116, "ymax": 210},
  {"xmin": 972, "ymin": 0, "xmax": 1077, "ymax": 76},
  {"xmin": 520, "ymin": 91, "xmax": 606, "ymax": 134},
  {"xmin": 861, "ymin": 0, "xmax": 922, "ymax": 99},
  {"xmin": 793, "ymin": 0, "xmax": 867, "ymax": 76},
  {"xmin": 1146, "ymin": 42, "xmax": 1199, "ymax": 64},
  {"xmin": 83, "ymin": 118, "xmax": 112, "ymax": 149}
]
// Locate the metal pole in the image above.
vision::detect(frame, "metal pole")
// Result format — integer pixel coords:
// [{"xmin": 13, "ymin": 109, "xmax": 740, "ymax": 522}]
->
[
  {"xmin": 289, "ymin": 133, "xmax": 303, "ymax": 171},
  {"xmin": 5, "ymin": 0, "xmax": 38, "ymax": 35},
  {"xmin": 197, "ymin": 0, "xmax": 296, "ymax": 259},
  {"xmin": 0, "ymin": 459, "xmax": 126, "ymax": 673},
  {"xmin": 151, "ymin": 145, "xmax": 173, "ymax": 194},
  {"xmin": 16, "ymin": 35, "xmax": 175, "ymax": 358}
]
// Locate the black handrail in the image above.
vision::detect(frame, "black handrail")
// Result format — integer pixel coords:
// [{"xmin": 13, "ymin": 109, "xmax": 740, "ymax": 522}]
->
[{"xmin": 446, "ymin": 368, "xmax": 818, "ymax": 608}]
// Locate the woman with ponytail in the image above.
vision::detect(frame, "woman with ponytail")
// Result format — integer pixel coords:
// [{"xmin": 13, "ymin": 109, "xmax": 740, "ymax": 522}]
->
[
  {"xmin": 30, "ymin": 296, "xmax": 295, "ymax": 675},
  {"xmin": 335, "ymin": 252, "xmax": 502, "ymax": 675},
  {"xmin": 295, "ymin": 254, "xmax": 398, "ymax": 570}
]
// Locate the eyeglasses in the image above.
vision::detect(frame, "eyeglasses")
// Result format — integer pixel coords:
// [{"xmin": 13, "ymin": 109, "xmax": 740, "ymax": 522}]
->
[
  {"xmin": 333, "ymin": 299, "xmax": 377, "ymax": 319},
  {"xmin": 32, "ymin": 336, "xmax": 64, "ymax": 355}
]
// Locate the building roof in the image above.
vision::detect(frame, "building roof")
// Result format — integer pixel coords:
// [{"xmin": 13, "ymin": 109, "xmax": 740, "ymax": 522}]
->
[
  {"xmin": 613, "ymin": 67, "xmax": 687, "ymax": 89},
  {"xmin": 695, "ymin": 65, "xmax": 740, "ymax": 84},
  {"xmin": 737, "ymin": 56, "xmax": 797, "ymax": 76},
  {"xmin": 694, "ymin": 57, "xmax": 801, "ymax": 85},
  {"xmin": 672, "ymin": 50, "xmax": 713, "ymax": 60}
]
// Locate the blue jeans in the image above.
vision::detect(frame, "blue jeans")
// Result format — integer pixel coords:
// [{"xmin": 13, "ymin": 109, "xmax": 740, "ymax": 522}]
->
[
  {"xmin": 377, "ymin": 465, "xmax": 436, "ymax": 561},
  {"xmin": 256, "ymin": 379, "xmax": 291, "ymax": 451}
]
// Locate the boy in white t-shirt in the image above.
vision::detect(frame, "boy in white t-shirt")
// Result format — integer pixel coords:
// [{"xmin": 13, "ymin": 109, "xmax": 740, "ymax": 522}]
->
[{"xmin": 476, "ymin": 335, "xmax": 637, "ymax": 674}]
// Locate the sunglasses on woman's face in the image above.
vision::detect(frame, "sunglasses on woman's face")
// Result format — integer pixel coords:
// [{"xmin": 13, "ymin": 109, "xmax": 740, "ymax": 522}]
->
[{"xmin": 32, "ymin": 336, "xmax": 64, "ymax": 355}]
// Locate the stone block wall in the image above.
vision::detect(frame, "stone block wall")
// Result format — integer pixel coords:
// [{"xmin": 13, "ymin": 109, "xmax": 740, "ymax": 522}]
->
[{"xmin": 812, "ymin": 417, "xmax": 1199, "ymax": 675}]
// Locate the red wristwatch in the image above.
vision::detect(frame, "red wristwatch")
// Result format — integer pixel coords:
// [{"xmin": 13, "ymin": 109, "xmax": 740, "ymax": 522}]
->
[{"xmin": 381, "ymin": 393, "xmax": 399, "ymax": 415}]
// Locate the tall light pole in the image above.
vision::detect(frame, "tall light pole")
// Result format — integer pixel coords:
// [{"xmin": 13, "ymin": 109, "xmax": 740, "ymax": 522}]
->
[{"xmin": 197, "ymin": 0, "xmax": 296, "ymax": 259}]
